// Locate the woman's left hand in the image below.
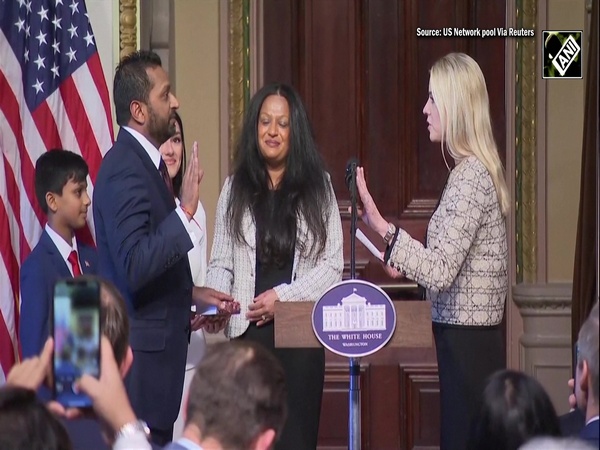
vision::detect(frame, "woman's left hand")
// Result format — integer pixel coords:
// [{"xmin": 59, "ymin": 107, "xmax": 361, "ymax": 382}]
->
[{"xmin": 247, "ymin": 289, "xmax": 278, "ymax": 326}]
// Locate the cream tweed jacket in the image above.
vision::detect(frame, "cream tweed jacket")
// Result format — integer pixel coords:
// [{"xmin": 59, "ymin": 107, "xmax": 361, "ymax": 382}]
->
[
  {"xmin": 206, "ymin": 176, "xmax": 344, "ymax": 338},
  {"xmin": 389, "ymin": 155, "xmax": 508, "ymax": 326}
]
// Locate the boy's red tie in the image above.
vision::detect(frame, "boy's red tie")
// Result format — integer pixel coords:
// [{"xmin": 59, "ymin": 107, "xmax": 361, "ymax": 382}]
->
[{"xmin": 68, "ymin": 250, "xmax": 82, "ymax": 276}]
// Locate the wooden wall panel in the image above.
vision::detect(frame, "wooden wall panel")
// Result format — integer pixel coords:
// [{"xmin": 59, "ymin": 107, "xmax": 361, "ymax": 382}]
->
[
  {"xmin": 399, "ymin": 365, "xmax": 441, "ymax": 450},
  {"xmin": 299, "ymin": 0, "xmax": 361, "ymax": 199},
  {"xmin": 364, "ymin": 0, "xmax": 401, "ymax": 219},
  {"xmin": 262, "ymin": 0, "xmax": 294, "ymax": 86},
  {"xmin": 320, "ymin": 351, "xmax": 439, "ymax": 450}
]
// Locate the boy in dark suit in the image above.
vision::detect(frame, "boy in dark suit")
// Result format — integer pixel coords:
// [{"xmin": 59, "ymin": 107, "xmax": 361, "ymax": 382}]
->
[{"xmin": 19, "ymin": 149, "xmax": 97, "ymax": 358}]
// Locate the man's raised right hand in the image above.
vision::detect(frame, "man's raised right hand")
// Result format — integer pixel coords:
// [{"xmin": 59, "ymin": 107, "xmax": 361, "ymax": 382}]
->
[{"xmin": 179, "ymin": 141, "xmax": 203, "ymax": 217}]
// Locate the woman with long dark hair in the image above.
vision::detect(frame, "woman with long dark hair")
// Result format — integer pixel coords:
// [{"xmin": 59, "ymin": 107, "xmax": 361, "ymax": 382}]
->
[{"xmin": 207, "ymin": 83, "xmax": 344, "ymax": 449}]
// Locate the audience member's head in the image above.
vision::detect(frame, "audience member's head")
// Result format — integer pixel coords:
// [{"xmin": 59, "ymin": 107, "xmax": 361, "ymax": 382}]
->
[
  {"xmin": 34, "ymin": 150, "xmax": 90, "ymax": 226},
  {"xmin": 70, "ymin": 276, "xmax": 132, "ymax": 374},
  {"xmin": 183, "ymin": 340, "xmax": 287, "ymax": 450},
  {"xmin": 97, "ymin": 277, "xmax": 132, "ymax": 374},
  {"xmin": 0, "ymin": 387, "xmax": 72, "ymax": 450},
  {"xmin": 519, "ymin": 436, "xmax": 596, "ymax": 450},
  {"xmin": 575, "ymin": 301, "xmax": 599, "ymax": 420},
  {"xmin": 468, "ymin": 369, "xmax": 561, "ymax": 450}
]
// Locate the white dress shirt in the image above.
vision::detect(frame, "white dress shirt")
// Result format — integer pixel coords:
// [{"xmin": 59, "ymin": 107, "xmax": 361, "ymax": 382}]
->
[
  {"xmin": 586, "ymin": 415, "xmax": 599, "ymax": 425},
  {"xmin": 175, "ymin": 198, "xmax": 207, "ymax": 370},
  {"xmin": 45, "ymin": 224, "xmax": 81, "ymax": 276}
]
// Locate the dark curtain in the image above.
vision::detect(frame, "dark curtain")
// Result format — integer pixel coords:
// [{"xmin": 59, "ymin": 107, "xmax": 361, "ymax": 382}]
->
[{"xmin": 571, "ymin": 0, "xmax": 599, "ymax": 344}]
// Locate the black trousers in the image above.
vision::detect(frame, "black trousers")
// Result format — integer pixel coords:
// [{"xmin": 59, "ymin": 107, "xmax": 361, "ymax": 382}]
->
[
  {"xmin": 238, "ymin": 321, "xmax": 325, "ymax": 450},
  {"xmin": 433, "ymin": 322, "xmax": 505, "ymax": 450}
]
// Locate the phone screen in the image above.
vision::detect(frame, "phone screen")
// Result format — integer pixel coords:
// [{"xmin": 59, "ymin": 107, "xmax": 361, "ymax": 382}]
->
[{"xmin": 52, "ymin": 278, "xmax": 101, "ymax": 408}]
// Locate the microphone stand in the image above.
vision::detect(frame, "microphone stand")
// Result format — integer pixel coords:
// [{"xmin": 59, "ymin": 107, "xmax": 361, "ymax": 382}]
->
[{"xmin": 348, "ymin": 162, "xmax": 361, "ymax": 450}]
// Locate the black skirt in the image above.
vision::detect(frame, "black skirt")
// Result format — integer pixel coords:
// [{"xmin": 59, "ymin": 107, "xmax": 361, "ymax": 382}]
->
[{"xmin": 433, "ymin": 321, "xmax": 505, "ymax": 450}]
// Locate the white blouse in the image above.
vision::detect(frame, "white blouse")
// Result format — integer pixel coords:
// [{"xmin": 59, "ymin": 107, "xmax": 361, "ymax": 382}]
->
[{"xmin": 176, "ymin": 198, "xmax": 207, "ymax": 370}]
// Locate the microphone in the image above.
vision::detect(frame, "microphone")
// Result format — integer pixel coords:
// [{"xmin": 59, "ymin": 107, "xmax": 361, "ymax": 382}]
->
[
  {"xmin": 345, "ymin": 157, "xmax": 359, "ymax": 280},
  {"xmin": 345, "ymin": 157, "xmax": 359, "ymax": 190}
]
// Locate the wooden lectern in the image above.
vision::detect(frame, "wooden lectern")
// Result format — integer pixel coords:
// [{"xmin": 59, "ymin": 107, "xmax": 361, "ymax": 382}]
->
[
  {"xmin": 274, "ymin": 300, "xmax": 438, "ymax": 450},
  {"xmin": 275, "ymin": 300, "xmax": 433, "ymax": 349}
]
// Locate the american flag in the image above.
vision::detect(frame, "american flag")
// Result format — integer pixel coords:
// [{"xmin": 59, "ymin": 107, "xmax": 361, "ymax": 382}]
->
[{"xmin": 0, "ymin": 0, "xmax": 113, "ymax": 382}]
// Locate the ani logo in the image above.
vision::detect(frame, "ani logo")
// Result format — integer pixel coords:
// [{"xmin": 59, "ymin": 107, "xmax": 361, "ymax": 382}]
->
[{"xmin": 542, "ymin": 31, "xmax": 583, "ymax": 79}]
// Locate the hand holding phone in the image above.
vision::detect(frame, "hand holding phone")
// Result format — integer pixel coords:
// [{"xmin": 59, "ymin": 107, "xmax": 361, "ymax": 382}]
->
[
  {"xmin": 52, "ymin": 278, "xmax": 101, "ymax": 409},
  {"xmin": 74, "ymin": 336, "xmax": 138, "ymax": 433},
  {"xmin": 6, "ymin": 337, "xmax": 53, "ymax": 390}
]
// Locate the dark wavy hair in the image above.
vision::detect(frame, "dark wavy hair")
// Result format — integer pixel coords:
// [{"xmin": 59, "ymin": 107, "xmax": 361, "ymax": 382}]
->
[
  {"xmin": 34, "ymin": 149, "xmax": 89, "ymax": 215},
  {"xmin": 186, "ymin": 340, "xmax": 287, "ymax": 448},
  {"xmin": 113, "ymin": 50, "xmax": 162, "ymax": 126},
  {"xmin": 0, "ymin": 387, "xmax": 72, "ymax": 450},
  {"xmin": 227, "ymin": 83, "xmax": 331, "ymax": 264},
  {"xmin": 170, "ymin": 111, "xmax": 186, "ymax": 198},
  {"xmin": 467, "ymin": 370, "xmax": 561, "ymax": 450}
]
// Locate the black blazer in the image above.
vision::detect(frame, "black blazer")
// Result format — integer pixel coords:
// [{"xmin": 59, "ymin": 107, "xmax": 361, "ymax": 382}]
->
[{"xmin": 93, "ymin": 128, "xmax": 193, "ymax": 430}]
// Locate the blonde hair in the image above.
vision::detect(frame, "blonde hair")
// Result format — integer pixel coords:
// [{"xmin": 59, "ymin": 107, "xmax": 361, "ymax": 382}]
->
[{"xmin": 430, "ymin": 53, "xmax": 510, "ymax": 215}]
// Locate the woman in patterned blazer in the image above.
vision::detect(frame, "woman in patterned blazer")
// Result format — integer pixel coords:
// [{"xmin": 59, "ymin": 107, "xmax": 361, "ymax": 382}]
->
[
  {"xmin": 355, "ymin": 53, "xmax": 510, "ymax": 450},
  {"xmin": 206, "ymin": 83, "xmax": 344, "ymax": 450}
]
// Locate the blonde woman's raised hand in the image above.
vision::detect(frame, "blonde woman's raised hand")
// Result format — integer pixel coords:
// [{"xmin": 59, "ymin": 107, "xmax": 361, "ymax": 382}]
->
[{"xmin": 355, "ymin": 167, "xmax": 389, "ymax": 238}]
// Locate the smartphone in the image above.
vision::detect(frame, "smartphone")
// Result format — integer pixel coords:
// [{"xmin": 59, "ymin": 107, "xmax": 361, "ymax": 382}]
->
[
  {"xmin": 52, "ymin": 278, "xmax": 101, "ymax": 408},
  {"xmin": 196, "ymin": 304, "xmax": 218, "ymax": 316}
]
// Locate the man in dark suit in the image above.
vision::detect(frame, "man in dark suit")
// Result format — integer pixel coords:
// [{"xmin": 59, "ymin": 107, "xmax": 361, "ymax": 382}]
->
[
  {"xmin": 20, "ymin": 150, "xmax": 97, "ymax": 359},
  {"xmin": 93, "ymin": 50, "xmax": 234, "ymax": 446},
  {"xmin": 574, "ymin": 301, "xmax": 599, "ymax": 446}
]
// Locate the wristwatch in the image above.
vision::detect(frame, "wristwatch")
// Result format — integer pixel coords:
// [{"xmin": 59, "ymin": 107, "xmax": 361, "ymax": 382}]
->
[
  {"xmin": 115, "ymin": 420, "xmax": 151, "ymax": 442},
  {"xmin": 383, "ymin": 222, "xmax": 397, "ymax": 245}
]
